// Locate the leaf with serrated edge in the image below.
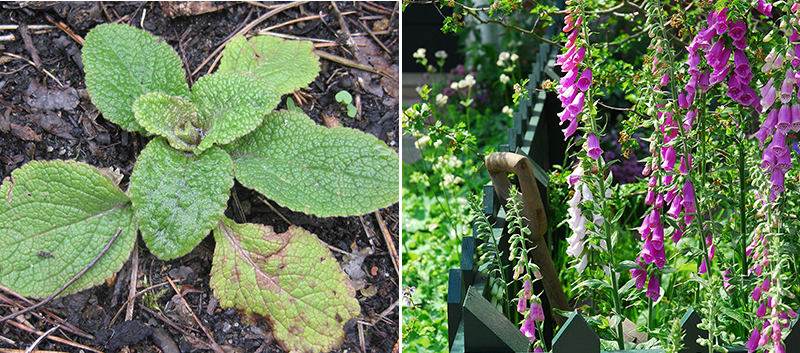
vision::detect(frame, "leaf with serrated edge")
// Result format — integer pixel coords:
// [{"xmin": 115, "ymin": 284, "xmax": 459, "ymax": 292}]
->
[
  {"xmin": 191, "ymin": 73, "xmax": 280, "ymax": 153},
  {"xmin": 129, "ymin": 138, "xmax": 232, "ymax": 260},
  {"xmin": 210, "ymin": 217, "xmax": 360, "ymax": 353},
  {"xmin": 225, "ymin": 110, "xmax": 399, "ymax": 217},
  {"xmin": 0, "ymin": 160, "xmax": 137, "ymax": 298},
  {"xmin": 133, "ymin": 92, "xmax": 205, "ymax": 152},
  {"xmin": 218, "ymin": 35, "xmax": 320, "ymax": 96},
  {"xmin": 83, "ymin": 23, "xmax": 189, "ymax": 133}
]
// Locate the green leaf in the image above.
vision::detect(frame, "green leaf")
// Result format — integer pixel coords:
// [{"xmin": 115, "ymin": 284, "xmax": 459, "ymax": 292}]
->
[
  {"xmin": 133, "ymin": 92, "xmax": 204, "ymax": 151},
  {"xmin": 335, "ymin": 91, "xmax": 353, "ymax": 104},
  {"xmin": 0, "ymin": 160, "xmax": 137, "ymax": 298},
  {"xmin": 83, "ymin": 23, "xmax": 189, "ymax": 134},
  {"xmin": 217, "ymin": 35, "xmax": 320, "ymax": 96},
  {"xmin": 347, "ymin": 104, "xmax": 357, "ymax": 118},
  {"xmin": 191, "ymin": 73, "xmax": 280, "ymax": 153},
  {"xmin": 225, "ymin": 110, "xmax": 399, "ymax": 217},
  {"xmin": 129, "ymin": 138, "xmax": 233, "ymax": 260},
  {"xmin": 210, "ymin": 217, "xmax": 360, "ymax": 353},
  {"xmin": 574, "ymin": 278, "xmax": 611, "ymax": 290}
]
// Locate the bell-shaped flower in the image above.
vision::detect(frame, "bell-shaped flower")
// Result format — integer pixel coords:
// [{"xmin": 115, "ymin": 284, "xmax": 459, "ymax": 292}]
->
[
  {"xmin": 698, "ymin": 257, "xmax": 708, "ymax": 274},
  {"xmin": 728, "ymin": 21, "xmax": 746, "ymax": 41},
  {"xmin": 770, "ymin": 169, "xmax": 785, "ymax": 194},
  {"xmin": 698, "ymin": 71, "xmax": 710, "ymax": 92},
  {"xmin": 576, "ymin": 68, "xmax": 592, "ymax": 91},
  {"xmin": 757, "ymin": 0, "xmax": 773, "ymax": 17},
  {"xmin": 732, "ymin": 37, "xmax": 747, "ymax": 51},
  {"xmin": 661, "ymin": 145, "xmax": 676, "ymax": 171},
  {"xmin": 745, "ymin": 328, "xmax": 760, "ymax": 352},
  {"xmin": 517, "ymin": 296, "xmax": 528, "ymax": 314},
  {"xmin": 668, "ymin": 194, "xmax": 684, "ymax": 218},
  {"xmin": 733, "ymin": 50, "xmax": 750, "ymax": 78},
  {"xmin": 654, "ymin": 193, "xmax": 664, "ymax": 209},
  {"xmin": 586, "ymin": 133, "xmax": 602, "ymax": 160},
  {"xmin": 520, "ymin": 316, "xmax": 537, "ymax": 341},
  {"xmin": 562, "ymin": 116, "xmax": 579, "ymax": 139},
  {"xmin": 523, "ymin": 278, "xmax": 532, "ymax": 300},
  {"xmin": 582, "ymin": 183, "xmax": 594, "ymax": 202},
  {"xmin": 791, "ymin": 104, "xmax": 800, "ymax": 132},
  {"xmin": 648, "ymin": 209, "xmax": 661, "ymax": 229},
  {"xmin": 679, "ymin": 156, "xmax": 690, "ymax": 174},
  {"xmin": 687, "ymin": 52, "xmax": 702, "ymax": 76},
  {"xmin": 576, "ymin": 254, "xmax": 589, "ymax": 273},
  {"xmin": 769, "ymin": 129, "xmax": 787, "ymax": 157},
  {"xmin": 630, "ymin": 261, "xmax": 647, "ymax": 290},
  {"xmin": 761, "ymin": 147, "xmax": 777, "ymax": 171},
  {"xmin": 660, "ymin": 72, "xmax": 669, "ymax": 86},
  {"xmin": 646, "ymin": 275, "xmax": 661, "ymax": 301},
  {"xmin": 530, "ymin": 300, "xmax": 545, "ymax": 322},
  {"xmin": 777, "ymin": 152, "xmax": 792, "ymax": 172},
  {"xmin": 682, "ymin": 181, "xmax": 696, "ymax": 210},
  {"xmin": 727, "ymin": 74, "xmax": 744, "ymax": 101},
  {"xmin": 739, "ymin": 85, "xmax": 758, "ymax": 107},
  {"xmin": 709, "ymin": 64, "xmax": 731, "ymax": 85},
  {"xmin": 671, "ymin": 226, "xmax": 683, "ymax": 244},
  {"xmin": 567, "ymin": 92, "xmax": 585, "ymax": 115},
  {"xmin": 705, "ymin": 37, "xmax": 725, "ymax": 63},
  {"xmin": 560, "ymin": 67, "xmax": 579, "ymax": 87},
  {"xmin": 780, "ymin": 80, "xmax": 794, "ymax": 104},
  {"xmin": 567, "ymin": 166, "xmax": 584, "ymax": 186},
  {"xmin": 645, "ymin": 189, "xmax": 655, "ymax": 205},
  {"xmin": 683, "ymin": 109, "xmax": 697, "ymax": 130}
]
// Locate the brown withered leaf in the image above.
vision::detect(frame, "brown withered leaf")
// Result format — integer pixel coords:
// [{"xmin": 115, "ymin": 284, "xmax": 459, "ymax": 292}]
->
[
  {"xmin": 9, "ymin": 123, "xmax": 42, "ymax": 141},
  {"xmin": 24, "ymin": 80, "xmax": 79, "ymax": 113},
  {"xmin": 29, "ymin": 113, "xmax": 75, "ymax": 140}
]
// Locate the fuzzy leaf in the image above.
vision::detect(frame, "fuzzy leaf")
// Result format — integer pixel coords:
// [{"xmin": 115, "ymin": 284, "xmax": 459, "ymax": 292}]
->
[
  {"xmin": 191, "ymin": 73, "xmax": 280, "ymax": 152},
  {"xmin": 226, "ymin": 110, "xmax": 399, "ymax": 217},
  {"xmin": 133, "ymin": 92, "xmax": 204, "ymax": 151},
  {"xmin": 129, "ymin": 138, "xmax": 233, "ymax": 260},
  {"xmin": 83, "ymin": 23, "xmax": 189, "ymax": 133},
  {"xmin": 210, "ymin": 217, "xmax": 360, "ymax": 353},
  {"xmin": 217, "ymin": 35, "xmax": 320, "ymax": 96},
  {"xmin": 0, "ymin": 160, "xmax": 137, "ymax": 298}
]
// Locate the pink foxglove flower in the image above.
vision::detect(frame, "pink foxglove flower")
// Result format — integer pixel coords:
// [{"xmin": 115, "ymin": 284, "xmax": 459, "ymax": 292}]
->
[
  {"xmin": 586, "ymin": 133, "xmax": 602, "ymax": 160},
  {"xmin": 520, "ymin": 316, "xmax": 536, "ymax": 341},
  {"xmin": 517, "ymin": 296, "xmax": 527, "ymax": 314},
  {"xmin": 576, "ymin": 68, "xmax": 592, "ymax": 91},
  {"xmin": 530, "ymin": 300, "xmax": 545, "ymax": 322},
  {"xmin": 646, "ymin": 275, "xmax": 660, "ymax": 301}
]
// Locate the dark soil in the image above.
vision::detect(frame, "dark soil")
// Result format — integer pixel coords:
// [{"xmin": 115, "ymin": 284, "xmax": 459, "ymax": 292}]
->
[{"xmin": 0, "ymin": 2, "xmax": 398, "ymax": 353}]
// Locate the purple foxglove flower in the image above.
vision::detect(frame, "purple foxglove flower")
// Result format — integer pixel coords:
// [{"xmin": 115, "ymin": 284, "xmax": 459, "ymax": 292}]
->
[
  {"xmin": 728, "ymin": 21, "xmax": 746, "ymax": 41},
  {"xmin": 679, "ymin": 156, "xmax": 690, "ymax": 174},
  {"xmin": 683, "ymin": 109, "xmax": 697, "ymax": 130},
  {"xmin": 678, "ymin": 92, "xmax": 689, "ymax": 109},
  {"xmin": 557, "ymin": 45, "xmax": 578, "ymax": 66},
  {"xmin": 641, "ymin": 238, "xmax": 656, "ymax": 264},
  {"xmin": 533, "ymin": 347, "xmax": 544, "ymax": 352},
  {"xmin": 558, "ymin": 108, "xmax": 575, "ymax": 124},
  {"xmin": 706, "ymin": 11, "xmax": 717, "ymax": 29},
  {"xmin": 654, "ymin": 247, "xmax": 666, "ymax": 268},
  {"xmin": 698, "ymin": 258, "xmax": 708, "ymax": 274},
  {"xmin": 770, "ymin": 169, "xmax": 785, "ymax": 194},
  {"xmin": 576, "ymin": 68, "xmax": 592, "ymax": 91},
  {"xmin": 665, "ymin": 187, "xmax": 677, "ymax": 203},
  {"xmin": 698, "ymin": 26, "xmax": 716, "ymax": 44},
  {"xmin": 758, "ymin": 327, "xmax": 770, "ymax": 347},
  {"xmin": 705, "ymin": 38, "xmax": 725, "ymax": 63},
  {"xmin": 662, "ymin": 174, "xmax": 673, "ymax": 187},
  {"xmin": 648, "ymin": 209, "xmax": 661, "ymax": 229},
  {"xmin": 754, "ymin": 125, "xmax": 772, "ymax": 146},
  {"xmin": 780, "ymin": 80, "xmax": 794, "ymax": 103},
  {"xmin": 565, "ymin": 30, "xmax": 579, "ymax": 48},
  {"xmin": 571, "ymin": 46, "xmax": 586, "ymax": 65},
  {"xmin": 777, "ymin": 152, "xmax": 792, "ymax": 172},
  {"xmin": 661, "ymin": 145, "xmax": 676, "ymax": 171},
  {"xmin": 709, "ymin": 64, "xmax": 731, "ymax": 85},
  {"xmin": 757, "ymin": 0, "xmax": 773, "ymax": 17},
  {"xmin": 631, "ymin": 262, "xmax": 647, "ymax": 290},
  {"xmin": 671, "ymin": 227, "xmax": 683, "ymax": 243},
  {"xmin": 645, "ymin": 189, "xmax": 655, "ymax": 205},
  {"xmin": 761, "ymin": 277, "xmax": 771, "ymax": 291},
  {"xmin": 648, "ymin": 175, "xmax": 658, "ymax": 188},
  {"xmin": 567, "ymin": 92, "xmax": 585, "ymax": 115},
  {"xmin": 792, "ymin": 104, "xmax": 800, "ymax": 132},
  {"xmin": 682, "ymin": 181, "xmax": 696, "ymax": 210},
  {"xmin": 586, "ymin": 133, "xmax": 602, "ymax": 159},
  {"xmin": 762, "ymin": 147, "xmax": 776, "ymax": 171},
  {"xmin": 530, "ymin": 300, "xmax": 545, "ymax": 322},
  {"xmin": 517, "ymin": 296, "xmax": 527, "ymax": 313},
  {"xmin": 563, "ymin": 116, "xmax": 579, "ymax": 139},
  {"xmin": 752, "ymin": 286, "xmax": 763, "ymax": 301},
  {"xmin": 652, "ymin": 225, "xmax": 664, "ymax": 246},
  {"xmin": 708, "ymin": 243, "xmax": 716, "ymax": 259},
  {"xmin": 745, "ymin": 328, "xmax": 760, "ymax": 352},
  {"xmin": 559, "ymin": 84, "xmax": 578, "ymax": 104},
  {"xmin": 739, "ymin": 85, "xmax": 758, "ymax": 107},
  {"xmin": 639, "ymin": 215, "xmax": 652, "ymax": 240},
  {"xmin": 777, "ymin": 105, "xmax": 792, "ymax": 134},
  {"xmin": 646, "ymin": 275, "xmax": 660, "ymax": 301},
  {"xmin": 698, "ymin": 71, "xmax": 710, "ymax": 92},
  {"xmin": 523, "ymin": 278, "xmax": 533, "ymax": 299},
  {"xmin": 776, "ymin": 343, "xmax": 785, "ymax": 353},
  {"xmin": 687, "ymin": 52, "xmax": 702, "ymax": 76},
  {"xmin": 722, "ymin": 270, "xmax": 733, "ymax": 292},
  {"xmin": 733, "ymin": 50, "xmax": 751, "ymax": 78},
  {"xmin": 654, "ymin": 194, "xmax": 664, "ymax": 209},
  {"xmin": 757, "ymin": 302, "xmax": 767, "ymax": 318},
  {"xmin": 773, "ymin": 54, "xmax": 785, "ymax": 69},
  {"xmin": 668, "ymin": 194, "xmax": 683, "ymax": 218},
  {"xmin": 660, "ymin": 72, "xmax": 669, "ymax": 86},
  {"xmin": 794, "ymin": 45, "xmax": 800, "ymax": 67},
  {"xmin": 732, "ymin": 37, "xmax": 747, "ymax": 51},
  {"xmin": 727, "ymin": 75, "xmax": 743, "ymax": 101},
  {"xmin": 520, "ymin": 316, "xmax": 536, "ymax": 341},
  {"xmin": 560, "ymin": 68, "xmax": 579, "ymax": 86}
]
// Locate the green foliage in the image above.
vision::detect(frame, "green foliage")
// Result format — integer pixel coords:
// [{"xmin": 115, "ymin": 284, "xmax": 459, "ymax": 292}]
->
[
  {"xmin": 0, "ymin": 23, "xmax": 397, "ymax": 353},
  {"xmin": 0, "ymin": 160, "xmax": 137, "ymax": 298},
  {"xmin": 335, "ymin": 90, "xmax": 357, "ymax": 118},
  {"xmin": 211, "ymin": 217, "xmax": 360, "ymax": 353}
]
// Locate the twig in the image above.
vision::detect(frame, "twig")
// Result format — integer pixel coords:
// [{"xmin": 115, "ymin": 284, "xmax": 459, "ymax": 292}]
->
[
  {"xmin": 374, "ymin": 298, "xmax": 399, "ymax": 325},
  {"xmin": 108, "ymin": 281, "xmax": 172, "ymax": 327},
  {"xmin": 18, "ymin": 24, "xmax": 41, "ymax": 69},
  {"xmin": 258, "ymin": 30, "xmax": 336, "ymax": 44},
  {"xmin": 192, "ymin": 1, "xmax": 308, "ymax": 77},
  {"xmin": 0, "ymin": 333, "xmax": 15, "ymax": 344},
  {"xmin": 0, "ymin": 229, "xmax": 122, "ymax": 324},
  {"xmin": 330, "ymin": 1, "xmax": 356, "ymax": 52},
  {"xmin": 1, "ymin": 350, "xmax": 66, "ymax": 353},
  {"xmin": 0, "ymin": 291, "xmax": 92, "ymax": 340},
  {"xmin": 374, "ymin": 211, "xmax": 398, "ymax": 275},
  {"xmin": 139, "ymin": 305, "xmax": 199, "ymax": 335},
  {"xmin": 359, "ymin": 2, "xmax": 394, "ymax": 16},
  {"xmin": 44, "ymin": 14, "xmax": 84, "ymax": 46},
  {"xmin": 0, "ymin": 34, "xmax": 14, "ymax": 41},
  {"xmin": 125, "ymin": 241, "xmax": 138, "ymax": 322},
  {"xmin": 24, "ymin": 325, "xmax": 59, "ymax": 353},
  {"xmin": 358, "ymin": 215, "xmax": 377, "ymax": 249},
  {"xmin": 261, "ymin": 11, "xmax": 356, "ymax": 32},
  {"xmin": 1, "ymin": 52, "xmax": 64, "ymax": 88},
  {"xmin": 165, "ymin": 277, "xmax": 225, "ymax": 353},
  {"xmin": 256, "ymin": 195, "xmax": 292, "ymax": 225},
  {"xmin": 353, "ymin": 18, "xmax": 390, "ymax": 54},
  {"xmin": 0, "ymin": 25, "xmax": 55, "ymax": 31},
  {"xmin": 4, "ymin": 320, "xmax": 102, "ymax": 353},
  {"xmin": 357, "ymin": 321, "xmax": 366, "ymax": 353},
  {"xmin": 314, "ymin": 49, "xmax": 396, "ymax": 81}
]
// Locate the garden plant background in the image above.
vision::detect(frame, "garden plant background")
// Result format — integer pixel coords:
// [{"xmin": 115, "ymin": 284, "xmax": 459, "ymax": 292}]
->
[{"xmin": 402, "ymin": 0, "xmax": 800, "ymax": 352}]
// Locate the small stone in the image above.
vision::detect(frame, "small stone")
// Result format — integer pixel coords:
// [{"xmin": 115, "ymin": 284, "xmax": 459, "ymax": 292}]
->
[{"xmin": 46, "ymin": 145, "xmax": 54, "ymax": 152}]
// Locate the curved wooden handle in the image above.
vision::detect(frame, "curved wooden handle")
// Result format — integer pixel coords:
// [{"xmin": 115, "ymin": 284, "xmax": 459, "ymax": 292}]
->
[{"xmin": 486, "ymin": 152, "xmax": 569, "ymax": 326}]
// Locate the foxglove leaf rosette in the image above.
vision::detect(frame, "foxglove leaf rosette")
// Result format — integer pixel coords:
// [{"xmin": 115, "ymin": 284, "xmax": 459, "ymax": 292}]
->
[
  {"xmin": 83, "ymin": 23, "xmax": 190, "ymax": 134},
  {"xmin": 217, "ymin": 35, "xmax": 320, "ymax": 96},
  {"xmin": 0, "ymin": 160, "xmax": 137, "ymax": 297},
  {"xmin": 211, "ymin": 217, "xmax": 360, "ymax": 353},
  {"xmin": 226, "ymin": 110, "xmax": 399, "ymax": 217},
  {"xmin": 129, "ymin": 138, "xmax": 233, "ymax": 260}
]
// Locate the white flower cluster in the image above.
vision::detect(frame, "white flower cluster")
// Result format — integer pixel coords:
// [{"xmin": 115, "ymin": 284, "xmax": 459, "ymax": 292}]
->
[
  {"xmin": 497, "ymin": 51, "xmax": 519, "ymax": 67},
  {"xmin": 413, "ymin": 48, "xmax": 427, "ymax": 59},
  {"xmin": 502, "ymin": 105, "xmax": 514, "ymax": 117},
  {"xmin": 436, "ymin": 93, "xmax": 448, "ymax": 106},
  {"xmin": 435, "ymin": 50, "xmax": 448, "ymax": 60},
  {"xmin": 500, "ymin": 74, "xmax": 510, "ymax": 84},
  {"xmin": 565, "ymin": 166, "xmax": 611, "ymax": 273},
  {"xmin": 450, "ymin": 74, "xmax": 476, "ymax": 90}
]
